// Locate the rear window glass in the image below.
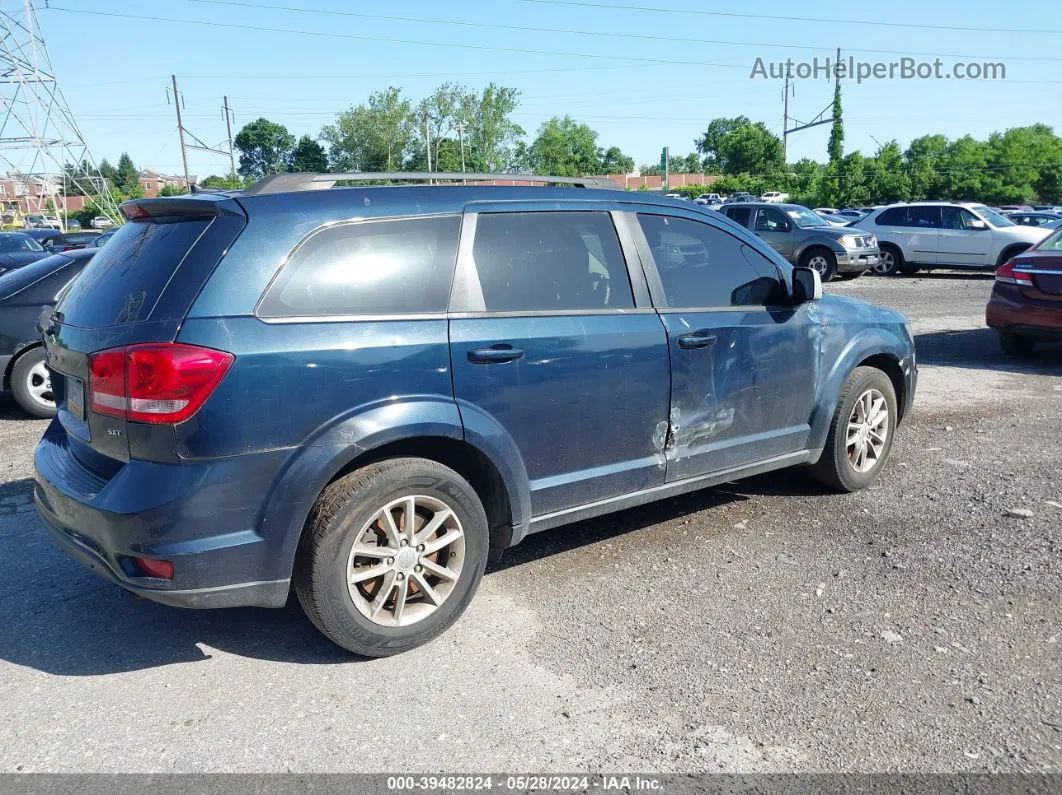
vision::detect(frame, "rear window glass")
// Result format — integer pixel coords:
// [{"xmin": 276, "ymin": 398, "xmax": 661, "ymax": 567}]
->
[
  {"xmin": 258, "ymin": 215, "xmax": 460, "ymax": 318},
  {"xmin": 58, "ymin": 218, "xmax": 209, "ymax": 327}
]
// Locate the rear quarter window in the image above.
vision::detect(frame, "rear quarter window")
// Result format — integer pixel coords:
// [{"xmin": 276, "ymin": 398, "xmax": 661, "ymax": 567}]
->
[
  {"xmin": 57, "ymin": 217, "xmax": 210, "ymax": 327},
  {"xmin": 258, "ymin": 215, "xmax": 460, "ymax": 318}
]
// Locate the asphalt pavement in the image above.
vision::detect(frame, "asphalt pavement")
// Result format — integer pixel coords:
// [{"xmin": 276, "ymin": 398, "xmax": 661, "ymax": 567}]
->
[{"xmin": 0, "ymin": 272, "xmax": 1058, "ymax": 773}]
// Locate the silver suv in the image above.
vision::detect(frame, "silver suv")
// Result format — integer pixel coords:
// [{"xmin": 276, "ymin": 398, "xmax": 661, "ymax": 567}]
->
[{"xmin": 719, "ymin": 203, "xmax": 880, "ymax": 281}]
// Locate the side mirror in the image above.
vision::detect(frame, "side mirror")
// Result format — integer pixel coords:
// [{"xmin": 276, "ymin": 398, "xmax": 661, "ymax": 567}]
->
[
  {"xmin": 792, "ymin": 267, "xmax": 822, "ymax": 303},
  {"xmin": 969, "ymin": 219, "xmax": 988, "ymax": 230}
]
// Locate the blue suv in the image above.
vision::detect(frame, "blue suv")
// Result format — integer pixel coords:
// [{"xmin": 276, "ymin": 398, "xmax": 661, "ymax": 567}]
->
[{"xmin": 34, "ymin": 173, "xmax": 916, "ymax": 656}]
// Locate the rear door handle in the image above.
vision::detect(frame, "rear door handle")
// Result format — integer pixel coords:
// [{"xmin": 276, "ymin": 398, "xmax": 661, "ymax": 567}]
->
[
  {"xmin": 468, "ymin": 345, "xmax": 525, "ymax": 364},
  {"xmin": 677, "ymin": 332, "xmax": 717, "ymax": 350}
]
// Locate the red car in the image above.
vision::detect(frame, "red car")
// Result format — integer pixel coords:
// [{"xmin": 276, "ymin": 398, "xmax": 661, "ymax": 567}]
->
[{"xmin": 987, "ymin": 225, "xmax": 1062, "ymax": 355}]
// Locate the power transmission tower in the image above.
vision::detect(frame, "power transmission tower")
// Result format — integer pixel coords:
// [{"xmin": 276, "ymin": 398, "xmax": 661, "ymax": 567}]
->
[
  {"xmin": 167, "ymin": 75, "xmax": 236, "ymax": 188},
  {"xmin": 783, "ymin": 47, "xmax": 842, "ymax": 158},
  {"xmin": 0, "ymin": 0, "xmax": 121, "ymax": 228}
]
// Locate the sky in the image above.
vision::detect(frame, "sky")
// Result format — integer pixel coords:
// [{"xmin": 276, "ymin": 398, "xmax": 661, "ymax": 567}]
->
[{"xmin": 20, "ymin": 0, "xmax": 1062, "ymax": 180}]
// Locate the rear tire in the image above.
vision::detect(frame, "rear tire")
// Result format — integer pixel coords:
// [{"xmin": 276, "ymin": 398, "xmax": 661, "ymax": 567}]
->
[
  {"xmin": 295, "ymin": 457, "xmax": 489, "ymax": 657},
  {"xmin": 810, "ymin": 366, "xmax": 898, "ymax": 492},
  {"xmin": 999, "ymin": 330, "xmax": 1036, "ymax": 357},
  {"xmin": 10, "ymin": 348, "xmax": 56, "ymax": 419}
]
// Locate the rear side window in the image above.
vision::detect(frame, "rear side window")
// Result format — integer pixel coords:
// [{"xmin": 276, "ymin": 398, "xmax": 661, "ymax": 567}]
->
[
  {"xmin": 638, "ymin": 214, "xmax": 771, "ymax": 308},
  {"xmin": 258, "ymin": 216, "xmax": 460, "ymax": 318},
  {"xmin": 472, "ymin": 211, "xmax": 634, "ymax": 312},
  {"xmin": 58, "ymin": 218, "xmax": 209, "ymax": 327},
  {"xmin": 875, "ymin": 207, "xmax": 907, "ymax": 226},
  {"xmin": 909, "ymin": 206, "xmax": 942, "ymax": 228},
  {"xmin": 725, "ymin": 207, "xmax": 752, "ymax": 226}
]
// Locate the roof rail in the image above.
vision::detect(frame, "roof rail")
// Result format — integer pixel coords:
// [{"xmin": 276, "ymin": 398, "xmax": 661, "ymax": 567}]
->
[{"xmin": 242, "ymin": 172, "xmax": 621, "ymax": 195}]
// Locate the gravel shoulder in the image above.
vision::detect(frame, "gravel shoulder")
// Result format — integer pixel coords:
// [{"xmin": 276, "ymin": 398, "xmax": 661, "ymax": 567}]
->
[{"xmin": 0, "ymin": 272, "xmax": 1058, "ymax": 773}]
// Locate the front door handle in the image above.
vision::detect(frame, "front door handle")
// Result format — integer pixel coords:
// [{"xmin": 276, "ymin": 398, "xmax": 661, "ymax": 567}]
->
[
  {"xmin": 676, "ymin": 332, "xmax": 717, "ymax": 350},
  {"xmin": 468, "ymin": 345, "xmax": 525, "ymax": 364}
]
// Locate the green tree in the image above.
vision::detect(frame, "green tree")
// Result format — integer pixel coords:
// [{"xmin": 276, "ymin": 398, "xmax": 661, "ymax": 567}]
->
[
  {"xmin": 695, "ymin": 116, "xmax": 783, "ymax": 176},
  {"xmin": 903, "ymin": 134, "xmax": 949, "ymax": 199},
  {"xmin": 866, "ymin": 141, "xmax": 911, "ymax": 204},
  {"xmin": 529, "ymin": 116, "xmax": 601, "ymax": 176},
  {"xmin": 599, "ymin": 145, "xmax": 635, "ymax": 174},
  {"xmin": 827, "ymin": 82, "xmax": 844, "ymax": 166},
  {"xmin": 200, "ymin": 173, "xmax": 248, "ymax": 190},
  {"xmin": 115, "ymin": 153, "xmax": 140, "ymax": 195},
  {"xmin": 419, "ymin": 82, "xmax": 476, "ymax": 170},
  {"xmin": 465, "ymin": 83, "xmax": 524, "ymax": 172},
  {"xmin": 322, "ymin": 87, "xmax": 415, "ymax": 172},
  {"xmin": 234, "ymin": 118, "xmax": 296, "ymax": 180},
  {"xmin": 937, "ymin": 135, "xmax": 990, "ymax": 200},
  {"xmin": 290, "ymin": 135, "xmax": 328, "ymax": 172}
]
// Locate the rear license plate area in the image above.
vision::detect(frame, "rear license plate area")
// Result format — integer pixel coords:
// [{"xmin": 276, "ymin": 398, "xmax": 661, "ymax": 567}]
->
[{"xmin": 67, "ymin": 376, "xmax": 85, "ymax": 421}]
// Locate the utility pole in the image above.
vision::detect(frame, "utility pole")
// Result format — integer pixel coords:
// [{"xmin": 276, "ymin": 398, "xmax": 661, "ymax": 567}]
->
[
  {"xmin": 782, "ymin": 67, "xmax": 792, "ymax": 163},
  {"xmin": 423, "ymin": 111, "xmax": 432, "ymax": 172},
  {"xmin": 171, "ymin": 74, "xmax": 190, "ymax": 188},
  {"xmin": 223, "ymin": 95, "xmax": 236, "ymax": 176},
  {"xmin": 456, "ymin": 123, "xmax": 467, "ymax": 176}
]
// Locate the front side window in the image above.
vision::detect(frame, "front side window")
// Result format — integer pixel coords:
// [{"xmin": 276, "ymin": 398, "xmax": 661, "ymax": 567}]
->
[
  {"xmin": 941, "ymin": 206, "xmax": 980, "ymax": 230},
  {"xmin": 471, "ymin": 211, "xmax": 634, "ymax": 312},
  {"xmin": 259, "ymin": 215, "xmax": 460, "ymax": 318},
  {"xmin": 755, "ymin": 208, "xmax": 792, "ymax": 233},
  {"xmin": 638, "ymin": 214, "xmax": 777, "ymax": 309}
]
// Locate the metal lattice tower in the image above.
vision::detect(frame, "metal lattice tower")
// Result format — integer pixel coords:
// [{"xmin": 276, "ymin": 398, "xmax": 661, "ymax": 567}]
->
[{"xmin": 0, "ymin": 1, "xmax": 119, "ymax": 223}]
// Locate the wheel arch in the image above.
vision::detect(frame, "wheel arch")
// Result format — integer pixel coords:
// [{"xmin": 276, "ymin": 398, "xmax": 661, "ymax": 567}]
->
[
  {"xmin": 263, "ymin": 402, "xmax": 531, "ymax": 583},
  {"xmin": 808, "ymin": 330, "xmax": 911, "ymax": 454},
  {"xmin": 996, "ymin": 242, "xmax": 1031, "ymax": 268}
]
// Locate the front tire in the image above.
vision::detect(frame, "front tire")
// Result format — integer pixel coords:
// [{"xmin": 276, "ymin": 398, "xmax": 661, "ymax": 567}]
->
[
  {"xmin": 810, "ymin": 366, "xmax": 898, "ymax": 492},
  {"xmin": 10, "ymin": 348, "xmax": 56, "ymax": 419},
  {"xmin": 872, "ymin": 245, "xmax": 903, "ymax": 276},
  {"xmin": 295, "ymin": 458, "xmax": 489, "ymax": 657},
  {"xmin": 801, "ymin": 247, "xmax": 838, "ymax": 282}
]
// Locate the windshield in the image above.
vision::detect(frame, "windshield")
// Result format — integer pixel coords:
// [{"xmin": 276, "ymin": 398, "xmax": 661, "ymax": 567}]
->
[
  {"xmin": 0, "ymin": 234, "xmax": 44, "ymax": 252},
  {"xmin": 785, "ymin": 206, "xmax": 830, "ymax": 227},
  {"xmin": 972, "ymin": 205, "xmax": 1016, "ymax": 227}
]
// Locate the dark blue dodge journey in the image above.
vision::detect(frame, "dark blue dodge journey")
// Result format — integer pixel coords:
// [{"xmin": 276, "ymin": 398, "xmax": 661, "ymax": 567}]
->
[{"xmin": 34, "ymin": 173, "xmax": 916, "ymax": 656}]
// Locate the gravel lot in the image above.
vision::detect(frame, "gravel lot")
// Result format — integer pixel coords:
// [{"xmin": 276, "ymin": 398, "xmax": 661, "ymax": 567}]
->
[{"xmin": 0, "ymin": 272, "xmax": 1058, "ymax": 774}]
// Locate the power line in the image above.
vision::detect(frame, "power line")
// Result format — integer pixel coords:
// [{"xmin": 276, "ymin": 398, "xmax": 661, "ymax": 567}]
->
[
  {"xmin": 173, "ymin": 0, "xmax": 1062, "ymax": 62},
  {"xmin": 43, "ymin": 6, "xmax": 746, "ymax": 69},
  {"xmin": 515, "ymin": 0, "xmax": 1062, "ymax": 35}
]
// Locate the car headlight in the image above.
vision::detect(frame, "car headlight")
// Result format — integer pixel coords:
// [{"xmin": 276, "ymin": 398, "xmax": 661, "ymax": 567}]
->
[{"xmin": 838, "ymin": 235, "xmax": 861, "ymax": 249}]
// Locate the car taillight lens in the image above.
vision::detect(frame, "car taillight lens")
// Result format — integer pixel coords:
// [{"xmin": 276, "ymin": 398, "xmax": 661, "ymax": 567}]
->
[
  {"xmin": 89, "ymin": 343, "xmax": 234, "ymax": 424},
  {"xmin": 995, "ymin": 260, "xmax": 1034, "ymax": 287}
]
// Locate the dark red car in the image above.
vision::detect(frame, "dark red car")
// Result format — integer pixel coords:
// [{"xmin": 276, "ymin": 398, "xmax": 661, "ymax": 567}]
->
[{"xmin": 987, "ymin": 225, "xmax": 1062, "ymax": 355}]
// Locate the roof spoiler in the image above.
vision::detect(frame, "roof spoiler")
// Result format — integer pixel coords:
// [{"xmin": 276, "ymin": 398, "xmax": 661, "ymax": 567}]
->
[
  {"xmin": 242, "ymin": 172, "xmax": 621, "ymax": 195},
  {"xmin": 119, "ymin": 196, "xmax": 244, "ymax": 220}
]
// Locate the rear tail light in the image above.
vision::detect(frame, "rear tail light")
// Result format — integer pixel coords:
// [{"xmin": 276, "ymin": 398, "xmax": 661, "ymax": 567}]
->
[
  {"xmin": 89, "ymin": 343, "xmax": 234, "ymax": 424},
  {"xmin": 995, "ymin": 260, "xmax": 1034, "ymax": 287}
]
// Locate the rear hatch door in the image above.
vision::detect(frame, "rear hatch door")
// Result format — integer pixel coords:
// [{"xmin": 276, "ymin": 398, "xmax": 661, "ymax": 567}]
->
[{"xmin": 42, "ymin": 196, "xmax": 245, "ymax": 465}]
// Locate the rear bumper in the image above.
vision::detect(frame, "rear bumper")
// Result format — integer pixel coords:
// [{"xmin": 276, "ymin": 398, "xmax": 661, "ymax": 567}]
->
[
  {"xmin": 986, "ymin": 285, "xmax": 1062, "ymax": 339},
  {"xmin": 33, "ymin": 420, "xmax": 292, "ymax": 608}
]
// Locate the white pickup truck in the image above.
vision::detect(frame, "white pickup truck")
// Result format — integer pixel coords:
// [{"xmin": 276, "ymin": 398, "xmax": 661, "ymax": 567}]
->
[{"xmin": 761, "ymin": 191, "xmax": 790, "ymax": 203}]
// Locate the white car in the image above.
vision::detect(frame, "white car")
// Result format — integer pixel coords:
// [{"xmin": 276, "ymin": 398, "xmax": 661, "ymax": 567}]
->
[
  {"xmin": 91, "ymin": 216, "xmax": 114, "ymax": 229},
  {"xmin": 852, "ymin": 201, "xmax": 1050, "ymax": 275},
  {"xmin": 694, "ymin": 193, "xmax": 723, "ymax": 205},
  {"xmin": 761, "ymin": 191, "xmax": 789, "ymax": 203},
  {"xmin": 814, "ymin": 207, "xmax": 840, "ymax": 216}
]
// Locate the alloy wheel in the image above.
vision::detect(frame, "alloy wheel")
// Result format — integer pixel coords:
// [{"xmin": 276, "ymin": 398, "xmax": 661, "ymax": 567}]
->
[
  {"xmin": 846, "ymin": 388, "xmax": 889, "ymax": 473},
  {"xmin": 346, "ymin": 495, "xmax": 465, "ymax": 627},
  {"xmin": 871, "ymin": 251, "xmax": 894, "ymax": 275}
]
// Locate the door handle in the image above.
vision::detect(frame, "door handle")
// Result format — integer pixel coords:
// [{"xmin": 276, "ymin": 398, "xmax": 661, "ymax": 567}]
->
[
  {"xmin": 677, "ymin": 332, "xmax": 717, "ymax": 350},
  {"xmin": 468, "ymin": 345, "xmax": 525, "ymax": 364}
]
